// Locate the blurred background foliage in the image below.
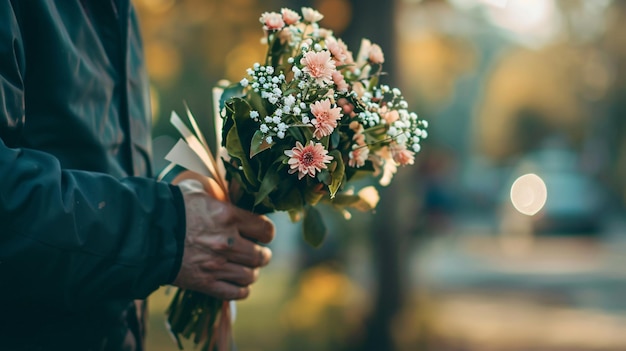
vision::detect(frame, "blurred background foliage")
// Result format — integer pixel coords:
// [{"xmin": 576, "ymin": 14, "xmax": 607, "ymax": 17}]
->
[{"xmin": 136, "ymin": 0, "xmax": 626, "ymax": 350}]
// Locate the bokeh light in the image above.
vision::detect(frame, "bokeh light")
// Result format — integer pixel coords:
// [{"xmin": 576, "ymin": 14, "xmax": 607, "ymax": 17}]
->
[
  {"xmin": 510, "ymin": 173, "xmax": 548, "ymax": 216},
  {"xmin": 486, "ymin": 0, "xmax": 561, "ymax": 47}
]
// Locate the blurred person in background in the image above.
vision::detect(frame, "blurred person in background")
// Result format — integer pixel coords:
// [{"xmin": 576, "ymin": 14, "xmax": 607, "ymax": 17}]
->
[{"xmin": 0, "ymin": 2, "xmax": 274, "ymax": 350}]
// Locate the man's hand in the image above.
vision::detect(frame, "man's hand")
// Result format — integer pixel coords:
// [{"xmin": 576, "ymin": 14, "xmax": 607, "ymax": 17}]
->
[{"xmin": 173, "ymin": 179, "xmax": 275, "ymax": 300}]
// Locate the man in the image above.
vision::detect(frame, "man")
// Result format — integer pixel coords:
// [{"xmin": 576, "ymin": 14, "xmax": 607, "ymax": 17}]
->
[{"xmin": 0, "ymin": 1, "xmax": 274, "ymax": 350}]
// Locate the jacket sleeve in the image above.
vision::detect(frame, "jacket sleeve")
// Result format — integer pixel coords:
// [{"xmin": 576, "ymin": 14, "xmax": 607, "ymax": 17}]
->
[{"xmin": 0, "ymin": 1, "xmax": 186, "ymax": 311}]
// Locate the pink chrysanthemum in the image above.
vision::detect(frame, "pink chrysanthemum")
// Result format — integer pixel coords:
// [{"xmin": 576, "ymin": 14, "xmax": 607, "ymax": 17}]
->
[
  {"xmin": 284, "ymin": 141, "xmax": 334, "ymax": 180},
  {"xmin": 310, "ymin": 99, "xmax": 342, "ymax": 139},
  {"xmin": 281, "ymin": 8, "xmax": 301, "ymax": 25},
  {"xmin": 260, "ymin": 12, "xmax": 285, "ymax": 31},
  {"xmin": 300, "ymin": 50, "xmax": 336, "ymax": 86},
  {"xmin": 326, "ymin": 37, "xmax": 348, "ymax": 63},
  {"xmin": 389, "ymin": 143, "xmax": 415, "ymax": 166},
  {"xmin": 302, "ymin": 7, "xmax": 324, "ymax": 23}
]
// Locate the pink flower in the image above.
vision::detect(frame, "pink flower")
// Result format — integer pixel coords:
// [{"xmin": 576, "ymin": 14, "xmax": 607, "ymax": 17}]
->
[
  {"xmin": 352, "ymin": 132, "xmax": 365, "ymax": 146},
  {"xmin": 380, "ymin": 106, "xmax": 399, "ymax": 124},
  {"xmin": 285, "ymin": 141, "xmax": 333, "ymax": 180},
  {"xmin": 370, "ymin": 149, "xmax": 397, "ymax": 186},
  {"xmin": 390, "ymin": 143, "xmax": 415, "ymax": 166},
  {"xmin": 368, "ymin": 43, "xmax": 385, "ymax": 64},
  {"xmin": 260, "ymin": 12, "xmax": 285, "ymax": 31},
  {"xmin": 281, "ymin": 8, "xmax": 301, "ymax": 25},
  {"xmin": 300, "ymin": 50, "xmax": 336, "ymax": 86},
  {"xmin": 302, "ymin": 7, "xmax": 324, "ymax": 23},
  {"xmin": 349, "ymin": 146, "xmax": 370, "ymax": 168},
  {"xmin": 326, "ymin": 37, "xmax": 355, "ymax": 69},
  {"xmin": 326, "ymin": 37, "xmax": 346, "ymax": 62},
  {"xmin": 332, "ymin": 70, "xmax": 349, "ymax": 92},
  {"xmin": 310, "ymin": 98, "xmax": 342, "ymax": 139},
  {"xmin": 317, "ymin": 28, "xmax": 332, "ymax": 39},
  {"xmin": 341, "ymin": 41, "xmax": 355, "ymax": 66}
]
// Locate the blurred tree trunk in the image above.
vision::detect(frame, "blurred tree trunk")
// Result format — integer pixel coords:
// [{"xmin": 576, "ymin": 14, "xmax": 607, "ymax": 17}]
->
[
  {"xmin": 359, "ymin": 171, "xmax": 417, "ymax": 351},
  {"xmin": 341, "ymin": 1, "xmax": 405, "ymax": 351},
  {"xmin": 342, "ymin": 0, "xmax": 397, "ymax": 79}
]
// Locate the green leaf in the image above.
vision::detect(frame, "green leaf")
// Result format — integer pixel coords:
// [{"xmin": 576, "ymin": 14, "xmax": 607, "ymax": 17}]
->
[
  {"xmin": 316, "ymin": 169, "xmax": 331, "ymax": 185},
  {"xmin": 304, "ymin": 187, "xmax": 325, "ymax": 206},
  {"xmin": 319, "ymin": 135, "xmax": 330, "ymax": 149},
  {"xmin": 327, "ymin": 159, "xmax": 337, "ymax": 173},
  {"xmin": 330, "ymin": 129, "xmax": 340, "ymax": 149},
  {"xmin": 225, "ymin": 126, "xmax": 258, "ymax": 188},
  {"xmin": 277, "ymin": 154, "xmax": 289, "ymax": 165},
  {"xmin": 269, "ymin": 34, "xmax": 284, "ymax": 68},
  {"xmin": 272, "ymin": 180, "xmax": 304, "ymax": 211},
  {"xmin": 219, "ymin": 83, "xmax": 245, "ymax": 111},
  {"xmin": 254, "ymin": 164, "xmax": 281, "ymax": 206},
  {"xmin": 250, "ymin": 130, "xmax": 273, "ymax": 158},
  {"xmin": 247, "ymin": 90, "xmax": 268, "ymax": 117},
  {"xmin": 222, "ymin": 159, "xmax": 253, "ymax": 194},
  {"xmin": 287, "ymin": 123, "xmax": 306, "ymax": 142},
  {"xmin": 328, "ymin": 150, "xmax": 345, "ymax": 199},
  {"xmin": 224, "ymin": 98, "xmax": 261, "ymax": 188},
  {"xmin": 221, "ymin": 109, "xmax": 235, "ymax": 148},
  {"xmin": 219, "ymin": 91, "xmax": 239, "ymax": 147},
  {"xmin": 336, "ymin": 64, "xmax": 354, "ymax": 70},
  {"xmin": 367, "ymin": 75, "xmax": 379, "ymax": 90},
  {"xmin": 283, "ymin": 88, "xmax": 299, "ymax": 96},
  {"xmin": 329, "ymin": 193, "xmax": 362, "ymax": 207},
  {"xmin": 303, "ymin": 206, "xmax": 326, "ymax": 248},
  {"xmin": 330, "ymin": 192, "xmax": 377, "ymax": 212}
]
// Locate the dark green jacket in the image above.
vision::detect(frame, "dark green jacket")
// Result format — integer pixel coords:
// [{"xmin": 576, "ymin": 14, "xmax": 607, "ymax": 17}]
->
[{"xmin": 0, "ymin": 1, "xmax": 186, "ymax": 350}]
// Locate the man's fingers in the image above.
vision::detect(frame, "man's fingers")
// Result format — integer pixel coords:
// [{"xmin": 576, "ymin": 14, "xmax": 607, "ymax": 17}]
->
[
  {"xmin": 210, "ymin": 262, "xmax": 259, "ymax": 286},
  {"xmin": 225, "ymin": 236, "xmax": 272, "ymax": 268},
  {"xmin": 189, "ymin": 227, "xmax": 272, "ymax": 269},
  {"xmin": 231, "ymin": 207, "xmax": 275, "ymax": 244},
  {"xmin": 201, "ymin": 198, "xmax": 275, "ymax": 244}
]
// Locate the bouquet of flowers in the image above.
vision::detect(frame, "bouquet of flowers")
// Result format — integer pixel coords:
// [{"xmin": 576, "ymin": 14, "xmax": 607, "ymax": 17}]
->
[{"xmin": 161, "ymin": 6, "xmax": 428, "ymax": 351}]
